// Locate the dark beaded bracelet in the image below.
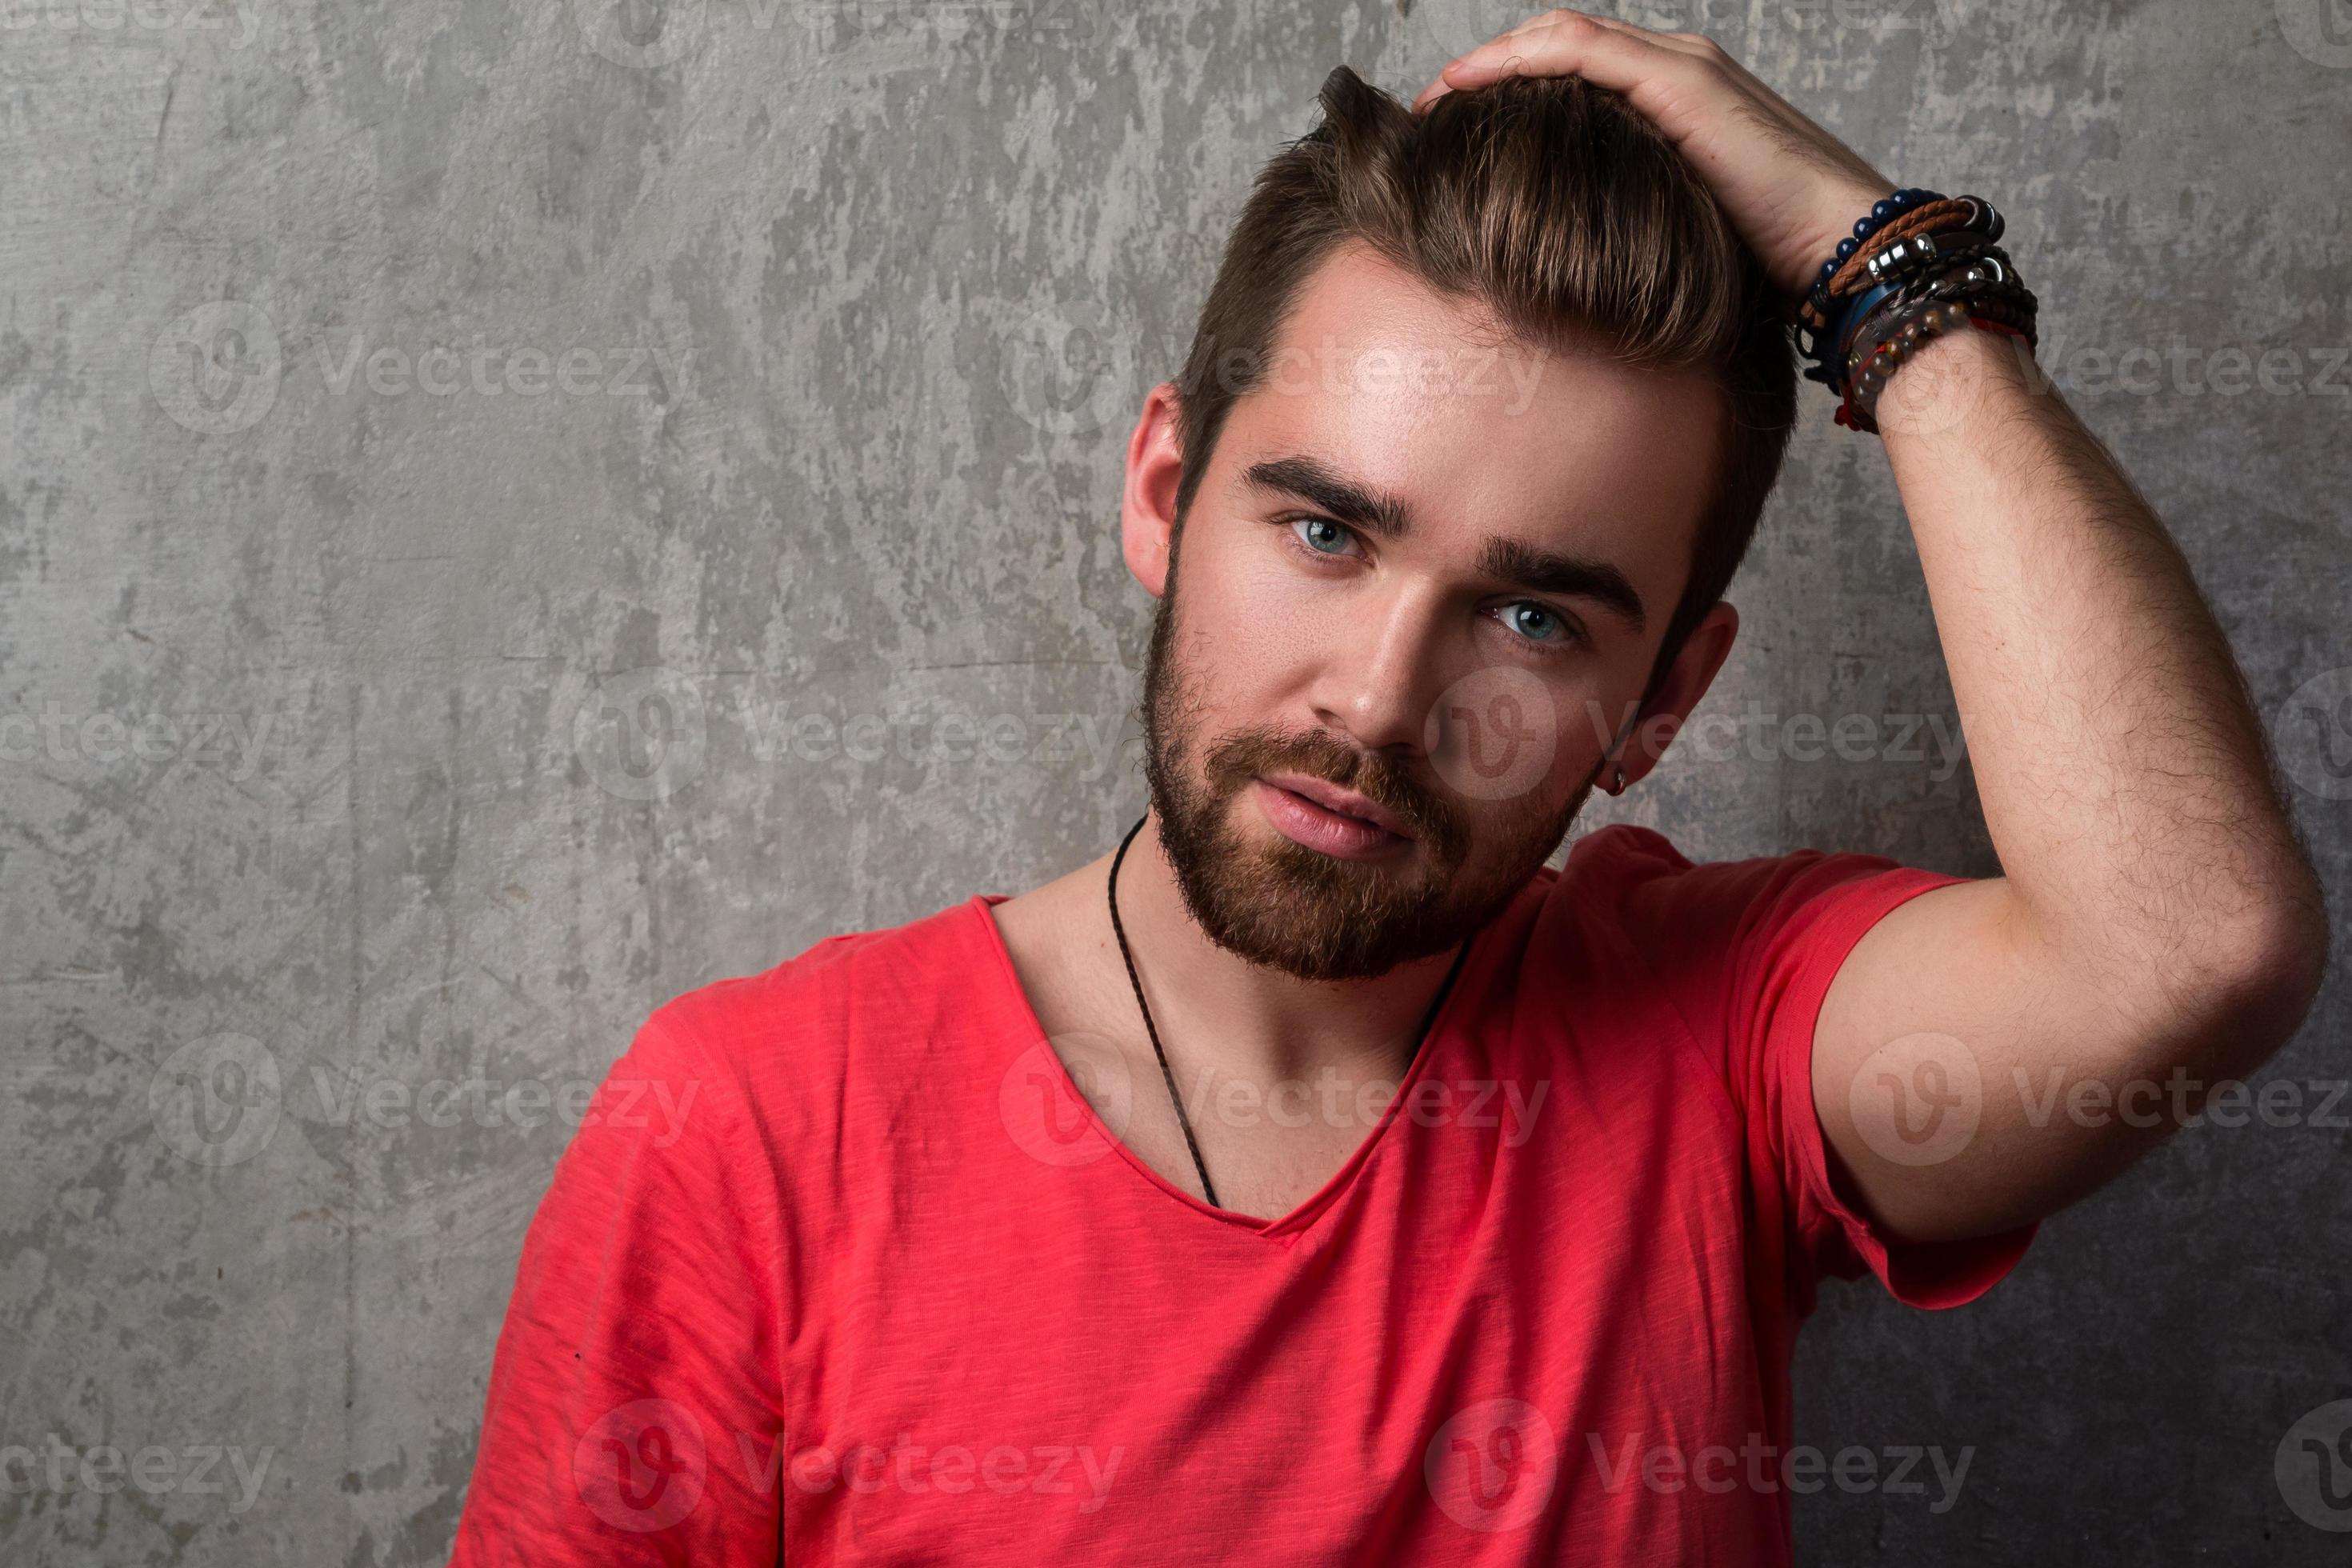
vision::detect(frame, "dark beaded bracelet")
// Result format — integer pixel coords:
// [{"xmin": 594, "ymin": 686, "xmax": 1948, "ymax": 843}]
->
[
  {"xmin": 1840, "ymin": 287, "xmax": 2038, "ymax": 433},
  {"xmin": 1843, "ymin": 302, "xmax": 2037, "ymax": 434},
  {"xmin": 1815, "ymin": 240, "xmax": 2025, "ymax": 394},
  {"xmin": 1798, "ymin": 194, "xmax": 2007, "ymax": 388},
  {"xmin": 1842, "ymin": 299, "xmax": 1975, "ymax": 432},
  {"xmin": 1846, "ymin": 288, "xmax": 2035, "ymax": 398},
  {"xmin": 1842, "ymin": 256, "xmax": 2036, "ymax": 379}
]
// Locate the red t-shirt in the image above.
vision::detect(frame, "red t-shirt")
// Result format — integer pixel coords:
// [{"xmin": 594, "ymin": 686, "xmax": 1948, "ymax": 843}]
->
[{"xmin": 448, "ymin": 823, "xmax": 2035, "ymax": 1566}]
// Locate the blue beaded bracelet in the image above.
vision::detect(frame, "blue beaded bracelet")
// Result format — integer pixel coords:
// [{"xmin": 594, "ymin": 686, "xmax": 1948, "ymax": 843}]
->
[
  {"xmin": 1798, "ymin": 189, "xmax": 2010, "ymax": 394},
  {"xmin": 1804, "ymin": 186, "xmax": 1945, "ymax": 322}
]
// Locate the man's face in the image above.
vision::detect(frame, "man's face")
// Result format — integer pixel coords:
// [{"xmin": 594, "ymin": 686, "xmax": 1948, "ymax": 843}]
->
[{"xmin": 1138, "ymin": 241, "xmax": 1723, "ymax": 982}]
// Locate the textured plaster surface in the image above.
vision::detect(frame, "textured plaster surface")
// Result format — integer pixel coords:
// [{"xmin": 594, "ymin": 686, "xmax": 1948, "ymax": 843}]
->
[{"xmin": 2, "ymin": 0, "xmax": 2346, "ymax": 1561}]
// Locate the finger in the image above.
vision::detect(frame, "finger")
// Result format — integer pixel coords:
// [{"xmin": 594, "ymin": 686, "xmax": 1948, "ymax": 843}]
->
[
  {"xmin": 1438, "ymin": 9, "xmax": 1581, "ymax": 78},
  {"xmin": 1435, "ymin": 9, "xmax": 1698, "ymax": 99},
  {"xmin": 1418, "ymin": 12, "xmax": 1708, "ymax": 114},
  {"xmin": 1458, "ymin": 14, "xmax": 1825, "ymax": 171},
  {"xmin": 1611, "ymin": 22, "xmax": 1845, "ymax": 150},
  {"xmin": 1576, "ymin": 14, "xmax": 1719, "ymax": 59},
  {"xmin": 1576, "ymin": 19, "xmax": 1801, "ymax": 136},
  {"xmin": 1603, "ymin": 22, "xmax": 1891, "ymax": 187},
  {"xmin": 1415, "ymin": 15, "xmax": 1588, "ymax": 114}
]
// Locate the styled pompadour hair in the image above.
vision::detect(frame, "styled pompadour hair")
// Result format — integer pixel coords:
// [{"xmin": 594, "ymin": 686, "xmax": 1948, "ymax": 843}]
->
[{"xmin": 1169, "ymin": 64, "xmax": 1798, "ymax": 700}]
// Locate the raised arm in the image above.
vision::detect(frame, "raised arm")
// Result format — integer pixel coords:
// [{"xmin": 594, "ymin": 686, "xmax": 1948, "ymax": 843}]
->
[
  {"xmin": 1420, "ymin": 10, "xmax": 2330, "ymax": 1242},
  {"xmin": 1803, "ymin": 321, "xmax": 2326, "ymax": 1240}
]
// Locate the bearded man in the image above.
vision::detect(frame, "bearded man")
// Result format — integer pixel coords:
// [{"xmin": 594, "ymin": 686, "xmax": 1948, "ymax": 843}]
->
[{"xmin": 450, "ymin": 15, "xmax": 2326, "ymax": 1564}]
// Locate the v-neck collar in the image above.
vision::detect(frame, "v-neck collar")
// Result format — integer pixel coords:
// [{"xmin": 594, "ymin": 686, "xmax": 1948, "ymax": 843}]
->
[{"xmin": 970, "ymin": 890, "xmax": 1493, "ymax": 1243}]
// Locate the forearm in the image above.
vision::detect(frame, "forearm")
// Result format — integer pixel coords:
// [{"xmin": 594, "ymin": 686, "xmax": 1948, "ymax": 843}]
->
[{"xmin": 1874, "ymin": 326, "xmax": 2326, "ymax": 1038}]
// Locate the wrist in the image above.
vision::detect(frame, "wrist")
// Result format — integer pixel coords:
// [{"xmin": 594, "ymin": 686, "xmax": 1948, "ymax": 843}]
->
[
  {"xmin": 1794, "ymin": 189, "xmax": 2034, "ymax": 432},
  {"xmin": 1792, "ymin": 177, "xmax": 1905, "ymax": 294},
  {"xmin": 1868, "ymin": 318, "xmax": 2027, "ymax": 443}
]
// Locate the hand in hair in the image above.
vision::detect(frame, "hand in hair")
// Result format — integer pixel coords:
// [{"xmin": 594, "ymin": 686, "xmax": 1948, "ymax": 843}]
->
[{"xmin": 1413, "ymin": 10, "xmax": 1894, "ymax": 300}]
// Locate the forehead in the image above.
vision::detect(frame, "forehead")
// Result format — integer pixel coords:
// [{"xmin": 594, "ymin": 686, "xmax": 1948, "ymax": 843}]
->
[{"xmin": 1218, "ymin": 241, "xmax": 1722, "ymax": 608}]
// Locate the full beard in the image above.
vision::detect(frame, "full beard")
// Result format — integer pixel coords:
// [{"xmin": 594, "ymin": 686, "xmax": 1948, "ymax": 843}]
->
[{"xmin": 1136, "ymin": 538, "xmax": 1597, "ymax": 983}]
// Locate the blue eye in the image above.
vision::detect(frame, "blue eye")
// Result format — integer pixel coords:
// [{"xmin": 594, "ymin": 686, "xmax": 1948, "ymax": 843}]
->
[
  {"xmin": 1290, "ymin": 516, "xmax": 1358, "ymax": 556},
  {"xmin": 1498, "ymin": 601, "xmax": 1576, "ymax": 647}
]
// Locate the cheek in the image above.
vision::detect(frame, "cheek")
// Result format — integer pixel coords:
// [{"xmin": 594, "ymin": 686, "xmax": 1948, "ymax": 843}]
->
[
  {"xmin": 1182, "ymin": 532, "xmax": 1328, "ymax": 686},
  {"xmin": 1445, "ymin": 676, "xmax": 1613, "ymax": 834},
  {"xmin": 1545, "ymin": 676, "xmax": 1617, "ymax": 777}
]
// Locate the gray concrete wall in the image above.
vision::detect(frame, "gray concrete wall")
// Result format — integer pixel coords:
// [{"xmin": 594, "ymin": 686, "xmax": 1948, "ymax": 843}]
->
[{"xmin": 2, "ymin": 0, "xmax": 2346, "ymax": 1561}]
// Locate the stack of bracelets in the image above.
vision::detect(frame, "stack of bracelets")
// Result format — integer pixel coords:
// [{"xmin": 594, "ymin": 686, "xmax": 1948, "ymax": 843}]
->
[{"xmin": 1791, "ymin": 187, "xmax": 2039, "ymax": 435}]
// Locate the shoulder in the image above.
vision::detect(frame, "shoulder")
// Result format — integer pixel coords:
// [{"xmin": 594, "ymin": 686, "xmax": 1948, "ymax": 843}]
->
[
  {"xmin": 1533, "ymin": 822, "xmax": 1945, "ymax": 988},
  {"xmin": 1554, "ymin": 821, "xmax": 1919, "ymax": 916},
  {"xmin": 637, "ymin": 895, "xmax": 996, "ymax": 1092},
  {"xmin": 1538, "ymin": 822, "xmax": 1711, "ymax": 932},
  {"xmin": 1558, "ymin": 822, "xmax": 1698, "ymax": 884}
]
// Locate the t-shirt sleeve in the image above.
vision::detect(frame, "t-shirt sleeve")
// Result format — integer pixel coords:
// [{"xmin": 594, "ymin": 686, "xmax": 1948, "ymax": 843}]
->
[
  {"xmin": 447, "ymin": 1004, "xmax": 786, "ymax": 1566},
  {"xmin": 1611, "ymin": 829, "xmax": 2036, "ymax": 1312}
]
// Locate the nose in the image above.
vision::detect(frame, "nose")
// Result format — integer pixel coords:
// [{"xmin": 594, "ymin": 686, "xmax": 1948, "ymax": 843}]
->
[{"xmin": 1306, "ymin": 579, "xmax": 1453, "ymax": 757}]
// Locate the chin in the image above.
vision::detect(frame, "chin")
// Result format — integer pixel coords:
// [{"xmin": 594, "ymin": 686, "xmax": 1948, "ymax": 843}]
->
[{"xmin": 1170, "ymin": 814, "xmax": 1467, "ymax": 982}]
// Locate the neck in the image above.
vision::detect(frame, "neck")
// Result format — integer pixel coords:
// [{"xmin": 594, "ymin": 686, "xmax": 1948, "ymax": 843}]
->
[{"xmin": 1106, "ymin": 812, "xmax": 1468, "ymax": 1090}]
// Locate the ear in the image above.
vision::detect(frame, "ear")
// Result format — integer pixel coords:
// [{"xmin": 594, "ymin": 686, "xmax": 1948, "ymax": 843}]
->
[
  {"xmin": 1121, "ymin": 381, "xmax": 1186, "ymax": 598},
  {"xmin": 1612, "ymin": 601, "xmax": 1740, "ymax": 789}
]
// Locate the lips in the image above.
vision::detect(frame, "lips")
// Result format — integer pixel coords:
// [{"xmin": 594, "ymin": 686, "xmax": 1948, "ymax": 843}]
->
[{"xmin": 1259, "ymin": 771, "xmax": 1414, "ymax": 840}]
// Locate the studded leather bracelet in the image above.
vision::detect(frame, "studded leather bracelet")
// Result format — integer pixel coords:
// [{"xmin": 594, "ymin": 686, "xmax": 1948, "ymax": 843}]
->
[{"xmin": 1794, "ymin": 188, "xmax": 2039, "ymax": 435}]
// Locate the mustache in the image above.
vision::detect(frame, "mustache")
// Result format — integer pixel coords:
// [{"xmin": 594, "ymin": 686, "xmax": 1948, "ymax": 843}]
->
[{"xmin": 1200, "ymin": 726, "xmax": 1470, "ymax": 862}]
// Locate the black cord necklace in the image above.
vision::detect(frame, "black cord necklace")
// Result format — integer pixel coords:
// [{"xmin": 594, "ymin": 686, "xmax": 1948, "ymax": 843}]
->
[{"xmin": 1105, "ymin": 811, "xmax": 1474, "ymax": 1211}]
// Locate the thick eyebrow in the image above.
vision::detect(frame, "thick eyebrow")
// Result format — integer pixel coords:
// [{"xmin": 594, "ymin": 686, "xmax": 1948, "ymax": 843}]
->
[
  {"xmin": 1473, "ymin": 536, "xmax": 1647, "ymax": 634},
  {"xmin": 1240, "ymin": 454, "xmax": 1648, "ymax": 634},
  {"xmin": 1242, "ymin": 455, "xmax": 1412, "ymax": 540}
]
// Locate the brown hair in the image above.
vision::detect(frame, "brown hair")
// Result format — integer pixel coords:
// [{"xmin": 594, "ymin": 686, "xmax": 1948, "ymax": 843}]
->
[{"xmin": 1169, "ymin": 65, "xmax": 1797, "ymax": 702}]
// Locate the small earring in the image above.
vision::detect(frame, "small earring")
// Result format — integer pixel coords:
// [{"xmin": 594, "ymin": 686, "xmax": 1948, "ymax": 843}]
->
[{"xmin": 1610, "ymin": 765, "xmax": 1626, "ymax": 795}]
